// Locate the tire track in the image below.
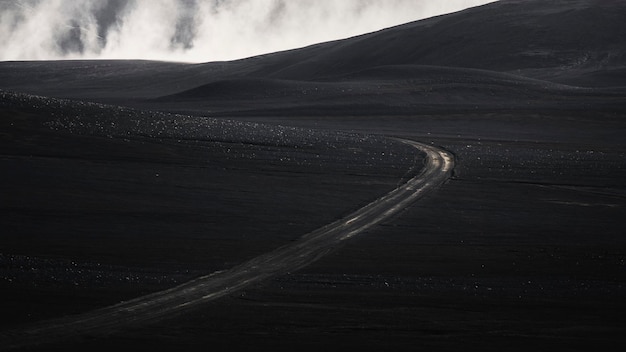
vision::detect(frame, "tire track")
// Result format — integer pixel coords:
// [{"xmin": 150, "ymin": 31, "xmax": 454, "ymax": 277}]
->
[{"xmin": 0, "ymin": 138, "xmax": 454, "ymax": 350}]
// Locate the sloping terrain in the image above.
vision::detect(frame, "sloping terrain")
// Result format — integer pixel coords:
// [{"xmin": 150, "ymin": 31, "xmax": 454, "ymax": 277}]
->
[
  {"xmin": 0, "ymin": 90, "xmax": 422, "ymax": 329},
  {"xmin": 1, "ymin": 0, "xmax": 625, "ymax": 111},
  {"xmin": 246, "ymin": 0, "xmax": 626, "ymax": 84}
]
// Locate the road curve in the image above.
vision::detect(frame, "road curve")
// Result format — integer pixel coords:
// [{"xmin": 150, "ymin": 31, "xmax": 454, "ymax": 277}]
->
[{"xmin": 0, "ymin": 138, "xmax": 454, "ymax": 350}]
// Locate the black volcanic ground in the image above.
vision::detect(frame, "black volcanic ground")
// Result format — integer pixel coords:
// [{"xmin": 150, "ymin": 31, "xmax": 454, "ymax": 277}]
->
[{"xmin": 1, "ymin": 0, "xmax": 626, "ymax": 350}]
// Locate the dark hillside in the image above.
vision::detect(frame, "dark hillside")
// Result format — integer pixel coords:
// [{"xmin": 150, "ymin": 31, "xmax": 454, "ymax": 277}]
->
[
  {"xmin": 0, "ymin": 90, "xmax": 421, "ymax": 327},
  {"xmin": 248, "ymin": 0, "xmax": 626, "ymax": 85},
  {"xmin": 1, "ymin": 0, "xmax": 625, "ymax": 106}
]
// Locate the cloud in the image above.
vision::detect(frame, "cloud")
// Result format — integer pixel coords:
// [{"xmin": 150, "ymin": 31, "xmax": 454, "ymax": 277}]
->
[{"xmin": 0, "ymin": 0, "xmax": 496, "ymax": 62}]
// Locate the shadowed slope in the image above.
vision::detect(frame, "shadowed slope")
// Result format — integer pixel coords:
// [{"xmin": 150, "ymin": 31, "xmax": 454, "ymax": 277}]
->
[
  {"xmin": 249, "ymin": 0, "xmax": 626, "ymax": 85},
  {"xmin": 1, "ymin": 0, "xmax": 625, "ymax": 107},
  {"xmin": 152, "ymin": 68, "xmax": 626, "ymax": 117},
  {"xmin": 0, "ymin": 90, "xmax": 424, "ymax": 328}
]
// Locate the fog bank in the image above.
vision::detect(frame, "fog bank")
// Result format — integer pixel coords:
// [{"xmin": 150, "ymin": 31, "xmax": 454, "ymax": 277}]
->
[{"xmin": 1, "ymin": 0, "xmax": 496, "ymax": 62}]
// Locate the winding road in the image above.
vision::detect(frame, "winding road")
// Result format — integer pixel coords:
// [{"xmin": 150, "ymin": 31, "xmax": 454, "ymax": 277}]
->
[{"xmin": 1, "ymin": 138, "xmax": 454, "ymax": 350}]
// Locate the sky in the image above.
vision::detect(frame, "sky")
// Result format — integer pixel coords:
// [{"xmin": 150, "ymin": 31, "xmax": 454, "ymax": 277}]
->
[{"xmin": 0, "ymin": 0, "xmax": 496, "ymax": 63}]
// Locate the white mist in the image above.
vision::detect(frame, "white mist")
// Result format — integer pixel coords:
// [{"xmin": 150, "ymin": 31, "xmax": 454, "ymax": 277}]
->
[{"xmin": 0, "ymin": 0, "xmax": 496, "ymax": 62}]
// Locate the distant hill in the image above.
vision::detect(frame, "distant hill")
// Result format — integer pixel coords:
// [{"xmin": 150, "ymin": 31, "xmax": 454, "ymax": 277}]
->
[
  {"xmin": 241, "ymin": 0, "xmax": 626, "ymax": 86},
  {"xmin": 0, "ymin": 0, "xmax": 624, "ymax": 115}
]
